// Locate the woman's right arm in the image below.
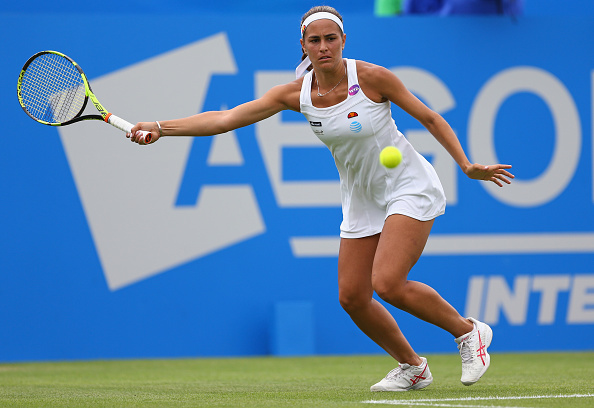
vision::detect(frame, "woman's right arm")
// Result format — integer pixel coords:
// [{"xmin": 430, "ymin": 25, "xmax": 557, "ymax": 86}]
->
[{"xmin": 129, "ymin": 80, "xmax": 302, "ymax": 144}]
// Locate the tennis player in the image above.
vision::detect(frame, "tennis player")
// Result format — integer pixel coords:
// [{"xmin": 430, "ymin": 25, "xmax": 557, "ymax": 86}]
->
[{"xmin": 130, "ymin": 5, "xmax": 514, "ymax": 391}]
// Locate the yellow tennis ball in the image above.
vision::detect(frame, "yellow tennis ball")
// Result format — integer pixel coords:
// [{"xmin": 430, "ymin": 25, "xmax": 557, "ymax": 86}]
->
[{"xmin": 379, "ymin": 146, "xmax": 402, "ymax": 168}]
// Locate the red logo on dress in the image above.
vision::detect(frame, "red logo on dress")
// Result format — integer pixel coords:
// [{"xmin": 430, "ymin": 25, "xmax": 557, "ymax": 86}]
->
[{"xmin": 347, "ymin": 112, "xmax": 358, "ymax": 119}]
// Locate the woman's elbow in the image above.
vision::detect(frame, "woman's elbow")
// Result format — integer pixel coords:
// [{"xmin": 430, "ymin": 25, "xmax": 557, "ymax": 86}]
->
[{"xmin": 421, "ymin": 111, "xmax": 445, "ymax": 132}]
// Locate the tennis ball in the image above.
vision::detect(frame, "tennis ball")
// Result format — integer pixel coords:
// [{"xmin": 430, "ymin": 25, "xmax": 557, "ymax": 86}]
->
[{"xmin": 379, "ymin": 146, "xmax": 402, "ymax": 168}]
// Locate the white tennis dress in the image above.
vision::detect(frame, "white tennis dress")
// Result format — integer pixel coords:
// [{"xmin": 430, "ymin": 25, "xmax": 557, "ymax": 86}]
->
[{"xmin": 300, "ymin": 59, "xmax": 446, "ymax": 238}]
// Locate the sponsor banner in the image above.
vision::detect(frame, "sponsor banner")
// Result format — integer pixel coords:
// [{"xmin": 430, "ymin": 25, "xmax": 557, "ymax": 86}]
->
[{"xmin": 1, "ymin": 14, "xmax": 593, "ymax": 361}]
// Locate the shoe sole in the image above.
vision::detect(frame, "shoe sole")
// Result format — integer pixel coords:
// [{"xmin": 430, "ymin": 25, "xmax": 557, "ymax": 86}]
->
[
  {"xmin": 411, "ymin": 377, "xmax": 433, "ymax": 390},
  {"xmin": 370, "ymin": 375, "xmax": 433, "ymax": 392}
]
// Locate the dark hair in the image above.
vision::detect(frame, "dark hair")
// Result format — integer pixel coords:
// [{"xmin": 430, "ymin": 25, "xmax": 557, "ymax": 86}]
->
[{"xmin": 300, "ymin": 6, "xmax": 344, "ymax": 72}]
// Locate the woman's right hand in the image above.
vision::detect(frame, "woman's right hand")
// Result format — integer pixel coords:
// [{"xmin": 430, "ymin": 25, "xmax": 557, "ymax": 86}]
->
[{"xmin": 127, "ymin": 122, "xmax": 162, "ymax": 145}]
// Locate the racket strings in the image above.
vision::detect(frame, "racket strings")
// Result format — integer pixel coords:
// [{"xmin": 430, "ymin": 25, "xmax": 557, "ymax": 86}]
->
[{"xmin": 20, "ymin": 53, "xmax": 86, "ymax": 123}]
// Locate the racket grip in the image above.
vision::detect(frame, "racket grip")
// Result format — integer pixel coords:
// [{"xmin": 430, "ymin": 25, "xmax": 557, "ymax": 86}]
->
[{"xmin": 106, "ymin": 114, "xmax": 152, "ymax": 143}]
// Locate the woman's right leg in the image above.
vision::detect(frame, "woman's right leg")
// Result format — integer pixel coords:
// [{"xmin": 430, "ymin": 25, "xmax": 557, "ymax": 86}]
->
[{"xmin": 337, "ymin": 234, "xmax": 422, "ymax": 366}]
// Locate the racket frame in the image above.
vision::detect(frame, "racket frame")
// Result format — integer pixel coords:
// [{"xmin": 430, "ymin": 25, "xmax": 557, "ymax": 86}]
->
[
  {"xmin": 17, "ymin": 50, "xmax": 151, "ymax": 142},
  {"xmin": 17, "ymin": 50, "xmax": 104, "ymax": 126}
]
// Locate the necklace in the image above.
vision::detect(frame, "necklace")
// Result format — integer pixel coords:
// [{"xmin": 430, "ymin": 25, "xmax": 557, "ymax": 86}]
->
[{"xmin": 316, "ymin": 65, "xmax": 347, "ymax": 97}]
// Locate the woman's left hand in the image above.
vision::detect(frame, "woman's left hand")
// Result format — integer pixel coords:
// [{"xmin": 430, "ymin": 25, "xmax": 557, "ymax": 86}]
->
[{"xmin": 465, "ymin": 164, "xmax": 515, "ymax": 187}]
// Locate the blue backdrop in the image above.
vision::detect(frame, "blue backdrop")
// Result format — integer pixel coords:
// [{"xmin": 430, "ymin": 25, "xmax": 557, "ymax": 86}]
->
[{"xmin": 1, "ymin": 12, "xmax": 593, "ymax": 361}]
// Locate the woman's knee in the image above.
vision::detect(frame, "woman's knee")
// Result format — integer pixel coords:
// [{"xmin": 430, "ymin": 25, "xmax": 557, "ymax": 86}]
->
[
  {"xmin": 338, "ymin": 287, "xmax": 371, "ymax": 314},
  {"xmin": 372, "ymin": 273, "xmax": 407, "ymax": 308}
]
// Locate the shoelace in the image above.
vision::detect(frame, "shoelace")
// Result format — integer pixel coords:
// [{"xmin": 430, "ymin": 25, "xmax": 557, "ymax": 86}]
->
[
  {"xmin": 458, "ymin": 338, "xmax": 473, "ymax": 364},
  {"xmin": 385, "ymin": 366, "xmax": 404, "ymax": 380}
]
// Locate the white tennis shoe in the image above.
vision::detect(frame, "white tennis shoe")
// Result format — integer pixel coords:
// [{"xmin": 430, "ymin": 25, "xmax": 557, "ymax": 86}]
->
[
  {"xmin": 455, "ymin": 317, "xmax": 493, "ymax": 386},
  {"xmin": 370, "ymin": 357, "xmax": 433, "ymax": 392}
]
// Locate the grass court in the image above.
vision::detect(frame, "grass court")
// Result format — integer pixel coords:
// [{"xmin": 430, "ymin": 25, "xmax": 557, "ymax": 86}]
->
[{"xmin": 1, "ymin": 352, "xmax": 592, "ymax": 407}]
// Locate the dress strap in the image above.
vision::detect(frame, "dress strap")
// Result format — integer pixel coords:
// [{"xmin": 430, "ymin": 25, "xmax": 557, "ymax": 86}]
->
[
  {"xmin": 300, "ymin": 70, "xmax": 314, "ymax": 106},
  {"xmin": 346, "ymin": 59, "xmax": 360, "ymax": 96}
]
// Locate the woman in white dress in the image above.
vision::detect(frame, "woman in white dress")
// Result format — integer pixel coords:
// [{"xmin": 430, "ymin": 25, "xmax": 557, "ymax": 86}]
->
[{"xmin": 129, "ymin": 5, "xmax": 514, "ymax": 391}]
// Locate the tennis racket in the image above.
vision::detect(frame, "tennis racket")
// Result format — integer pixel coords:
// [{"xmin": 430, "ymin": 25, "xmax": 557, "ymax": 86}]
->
[{"xmin": 17, "ymin": 50, "xmax": 151, "ymax": 143}]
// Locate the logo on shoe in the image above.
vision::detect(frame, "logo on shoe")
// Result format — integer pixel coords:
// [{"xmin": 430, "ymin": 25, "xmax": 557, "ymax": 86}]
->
[
  {"xmin": 409, "ymin": 363, "xmax": 428, "ymax": 385},
  {"xmin": 477, "ymin": 332, "xmax": 487, "ymax": 365}
]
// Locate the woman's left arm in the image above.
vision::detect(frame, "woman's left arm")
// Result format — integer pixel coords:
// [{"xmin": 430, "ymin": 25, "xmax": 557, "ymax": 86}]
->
[{"xmin": 360, "ymin": 62, "xmax": 514, "ymax": 187}]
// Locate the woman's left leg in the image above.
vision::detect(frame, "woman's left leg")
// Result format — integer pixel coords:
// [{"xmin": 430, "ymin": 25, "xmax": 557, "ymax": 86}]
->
[
  {"xmin": 371, "ymin": 214, "xmax": 473, "ymax": 338},
  {"xmin": 372, "ymin": 214, "xmax": 492, "ymax": 387}
]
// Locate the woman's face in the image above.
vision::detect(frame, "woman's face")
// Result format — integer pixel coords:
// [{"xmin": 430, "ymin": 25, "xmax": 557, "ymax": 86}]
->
[{"xmin": 300, "ymin": 19, "xmax": 345, "ymax": 71}]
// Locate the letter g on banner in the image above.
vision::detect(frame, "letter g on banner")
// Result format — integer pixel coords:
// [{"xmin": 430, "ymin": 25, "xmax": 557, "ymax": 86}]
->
[{"xmin": 468, "ymin": 67, "xmax": 581, "ymax": 207}]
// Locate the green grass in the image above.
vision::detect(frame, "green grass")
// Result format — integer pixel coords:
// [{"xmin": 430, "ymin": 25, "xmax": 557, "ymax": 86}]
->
[{"xmin": 0, "ymin": 352, "xmax": 592, "ymax": 407}]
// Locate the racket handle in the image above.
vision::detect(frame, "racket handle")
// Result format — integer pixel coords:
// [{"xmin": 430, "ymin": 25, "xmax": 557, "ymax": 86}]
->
[{"xmin": 106, "ymin": 113, "xmax": 152, "ymax": 144}]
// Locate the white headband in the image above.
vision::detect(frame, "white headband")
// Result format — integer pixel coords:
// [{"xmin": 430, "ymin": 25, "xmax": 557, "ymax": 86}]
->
[
  {"xmin": 296, "ymin": 12, "xmax": 345, "ymax": 78},
  {"xmin": 300, "ymin": 12, "xmax": 344, "ymax": 38}
]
